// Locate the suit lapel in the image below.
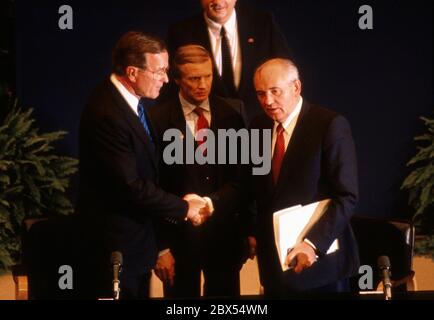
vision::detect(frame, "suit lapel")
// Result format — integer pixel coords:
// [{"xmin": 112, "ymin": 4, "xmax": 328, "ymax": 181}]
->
[
  {"xmin": 169, "ymin": 98, "xmax": 188, "ymax": 134},
  {"xmin": 236, "ymin": 10, "xmax": 253, "ymax": 97},
  {"xmin": 196, "ymin": 16, "xmax": 213, "ymax": 57},
  {"xmin": 197, "ymin": 16, "xmax": 222, "ymax": 90},
  {"xmin": 209, "ymin": 96, "xmax": 222, "ymax": 130},
  {"xmin": 272, "ymin": 102, "xmax": 311, "ymax": 200},
  {"xmin": 255, "ymin": 115, "xmax": 275, "ymax": 197},
  {"xmin": 169, "ymin": 97, "xmax": 204, "ymax": 165},
  {"xmin": 197, "ymin": 15, "xmax": 236, "ymax": 97},
  {"xmin": 107, "ymin": 81, "xmax": 158, "ymax": 170}
]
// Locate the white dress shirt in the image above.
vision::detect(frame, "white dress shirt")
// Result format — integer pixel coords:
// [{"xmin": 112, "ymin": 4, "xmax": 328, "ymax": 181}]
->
[
  {"xmin": 179, "ymin": 93, "xmax": 212, "ymax": 136},
  {"xmin": 204, "ymin": 10, "xmax": 242, "ymax": 89},
  {"xmin": 269, "ymin": 96, "xmax": 318, "ymax": 252},
  {"xmin": 110, "ymin": 74, "xmax": 139, "ymax": 115},
  {"xmin": 271, "ymin": 97, "xmax": 303, "ymax": 156}
]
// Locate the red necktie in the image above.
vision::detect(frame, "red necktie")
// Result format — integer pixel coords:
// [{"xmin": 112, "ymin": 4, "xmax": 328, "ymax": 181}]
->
[
  {"xmin": 272, "ymin": 124, "xmax": 285, "ymax": 184},
  {"xmin": 194, "ymin": 107, "xmax": 209, "ymax": 155}
]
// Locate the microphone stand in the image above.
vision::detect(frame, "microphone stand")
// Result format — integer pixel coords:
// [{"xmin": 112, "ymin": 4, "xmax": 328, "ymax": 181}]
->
[
  {"xmin": 111, "ymin": 251, "xmax": 122, "ymax": 300},
  {"xmin": 378, "ymin": 255, "xmax": 392, "ymax": 300}
]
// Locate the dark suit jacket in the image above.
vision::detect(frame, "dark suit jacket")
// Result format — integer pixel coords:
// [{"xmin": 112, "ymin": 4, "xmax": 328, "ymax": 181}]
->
[
  {"xmin": 250, "ymin": 101, "xmax": 360, "ymax": 292},
  {"xmin": 77, "ymin": 79, "xmax": 188, "ymax": 280},
  {"xmin": 165, "ymin": 4, "xmax": 291, "ymax": 124},
  {"xmin": 149, "ymin": 95, "xmax": 247, "ymax": 265}
]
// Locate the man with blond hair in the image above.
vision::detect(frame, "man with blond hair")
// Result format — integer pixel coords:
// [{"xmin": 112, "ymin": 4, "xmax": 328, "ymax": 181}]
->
[{"xmin": 149, "ymin": 44, "xmax": 247, "ymax": 298}]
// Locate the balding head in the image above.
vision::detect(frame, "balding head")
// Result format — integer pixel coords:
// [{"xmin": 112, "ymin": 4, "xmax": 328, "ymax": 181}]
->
[
  {"xmin": 254, "ymin": 58, "xmax": 302, "ymax": 123},
  {"xmin": 254, "ymin": 58, "xmax": 299, "ymax": 85}
]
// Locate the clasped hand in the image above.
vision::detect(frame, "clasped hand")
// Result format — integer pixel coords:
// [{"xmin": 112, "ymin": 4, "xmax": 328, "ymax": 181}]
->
[
  {"xmin": 285, "ymin": 241, "xmax": 317, "ymax": 273},
  {"xmin": 183, "ymin": 193, "xmax": 213, "ymax": 226}
]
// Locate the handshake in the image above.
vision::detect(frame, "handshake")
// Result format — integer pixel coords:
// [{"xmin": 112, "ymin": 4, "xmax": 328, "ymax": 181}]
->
[{"xmin": 183, "ymin": 194, "xmax": 214, "ymax": 226}]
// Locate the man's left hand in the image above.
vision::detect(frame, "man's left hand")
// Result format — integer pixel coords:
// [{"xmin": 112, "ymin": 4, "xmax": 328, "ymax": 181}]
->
[{"xmin": 285, "ymin": 241, "xmax": 317, "ymax": 274}]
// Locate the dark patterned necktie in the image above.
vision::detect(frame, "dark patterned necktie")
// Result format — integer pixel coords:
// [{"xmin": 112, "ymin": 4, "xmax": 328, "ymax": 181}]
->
[
  {"xmin": 220, "ymin": 26, "xmax": 236, "ymax": 96},
  {"xmin": 137, "ymin": 100, "xmax": 154, "ymax": 146}
]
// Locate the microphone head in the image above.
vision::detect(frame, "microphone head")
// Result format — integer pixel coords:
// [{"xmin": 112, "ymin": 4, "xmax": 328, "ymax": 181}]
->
[
  {"xmin": 377, "ymin": 255, "xmax": 391, "ymax": 270},
  {"xmin": 111, "ymin": 251, "xmax": 123, "ymax": 266}
]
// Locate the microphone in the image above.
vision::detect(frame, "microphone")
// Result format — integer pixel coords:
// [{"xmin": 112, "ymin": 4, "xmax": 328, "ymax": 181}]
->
[
  {"xmin": 377, "ymin": 255, "xmax": 392, "ymax": 300},
  {"xmin": 111, "ymin": 251, "xmax": 123, "ymax": 300}
]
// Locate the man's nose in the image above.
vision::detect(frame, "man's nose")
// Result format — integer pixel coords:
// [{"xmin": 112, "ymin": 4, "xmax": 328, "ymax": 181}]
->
[
  {"xmin": 264, "ymin": 92, "xmax": 274, "ymax": 106},
  {"xmin": 162, "ymin": 72, "xmax": 169, "ymax": 83},
  {"xmin": 198, "ymin": 77, "xmax": 207, "ymax": 88}
]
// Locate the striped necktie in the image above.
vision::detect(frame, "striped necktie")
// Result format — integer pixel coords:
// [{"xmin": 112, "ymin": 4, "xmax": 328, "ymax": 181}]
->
[{"xmin": 137, "ymin": 100, "xmax": 154, "ymax": 145}]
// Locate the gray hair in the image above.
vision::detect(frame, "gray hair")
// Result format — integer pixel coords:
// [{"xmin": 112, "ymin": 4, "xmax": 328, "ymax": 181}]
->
[{"xmin": 255, "ymin": 58, "xmax": 299, "ymax": 82}]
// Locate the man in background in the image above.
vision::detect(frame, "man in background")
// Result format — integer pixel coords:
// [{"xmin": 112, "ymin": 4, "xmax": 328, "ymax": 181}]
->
[{"xmin": 164, "ymin": 0, "xmax": 292, "ymax": 124}]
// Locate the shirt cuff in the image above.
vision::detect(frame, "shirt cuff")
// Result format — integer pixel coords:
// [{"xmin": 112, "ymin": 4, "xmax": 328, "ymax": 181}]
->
[
  {"xmin": 158, "ymin": 249, "xmax": 171, "ymax": 257},
  {"xmin": 304, "ymin": 238, "xmax": 317, "ymax": 251},
  {"xmin": 203, "ymin": 196, "xmax": 214, "ymax": 216}
]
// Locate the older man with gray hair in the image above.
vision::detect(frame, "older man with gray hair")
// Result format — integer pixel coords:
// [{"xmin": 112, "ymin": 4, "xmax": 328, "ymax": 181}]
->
[{"xmin": 249, "ymin": 58, "xmax": 360, "ymax": 296}]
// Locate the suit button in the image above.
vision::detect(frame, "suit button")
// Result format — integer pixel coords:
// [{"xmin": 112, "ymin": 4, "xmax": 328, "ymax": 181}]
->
[{"xmin": 206, "ymin": 177, "xmax": 210, "ymax": 180}]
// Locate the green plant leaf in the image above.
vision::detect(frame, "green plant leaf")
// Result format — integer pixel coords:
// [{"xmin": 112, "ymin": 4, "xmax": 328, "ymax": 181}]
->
[{"xmin": 0, "ymin": 98, "xmax": 78, "ymax": 271}]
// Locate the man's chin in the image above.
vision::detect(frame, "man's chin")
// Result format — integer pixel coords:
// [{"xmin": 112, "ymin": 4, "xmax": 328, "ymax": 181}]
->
[
  {"xmin": 267, "ymin": 111, "xmax": 281, "ymax": 121},
  {"xmin": 194, "ymin": 95, "xmax": 208, "ymax": 103}
]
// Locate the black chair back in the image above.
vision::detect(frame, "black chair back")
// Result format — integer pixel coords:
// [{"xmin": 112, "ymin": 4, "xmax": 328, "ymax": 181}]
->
[{"xmin": 350, "ymin": 216, "xmax": 415, "ymax": 292}]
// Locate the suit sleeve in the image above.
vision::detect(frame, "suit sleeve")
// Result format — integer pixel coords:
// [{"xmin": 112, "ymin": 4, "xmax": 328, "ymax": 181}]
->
[
  {"xmin": 206, "ymin": 106, "xmax": 249, "ymax": 224},
  {"xmin": 88, "ymin": 112, "xmax": 188, "ymax": 221},
  {"xmin": 305, "ymin": 115, "xmax": 358, "ymax": 255}
]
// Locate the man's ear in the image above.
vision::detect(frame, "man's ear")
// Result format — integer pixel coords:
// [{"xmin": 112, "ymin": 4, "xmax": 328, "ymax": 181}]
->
[
  {"xmin": 126, "ymin": 66, "xmax": 138, "ymax": 83},
  {"xmin": 294, "ymin": 79, "xmax": 302, "ymax": 95}
]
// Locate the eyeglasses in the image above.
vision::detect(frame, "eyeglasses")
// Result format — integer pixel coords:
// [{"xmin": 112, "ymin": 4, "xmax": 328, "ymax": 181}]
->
[{"xmin": 137, "ymin": 66, "xmax": 169, "ymax": 80}]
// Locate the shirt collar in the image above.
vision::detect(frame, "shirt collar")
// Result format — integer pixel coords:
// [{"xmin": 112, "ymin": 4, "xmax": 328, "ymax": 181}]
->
[
  {"xmin": 110, "ymin": 73, "xmax": 139, "ymax": 115},
  {"xmin": 179, "ymin": 92, "xmax": 210, "ymax": 116},
  {"xmin": 275, "ymin": 96, "xmax": 303, "ymax": 132},
  {"xmin": 204, "ymin": 9, "xmax": 237, "ymax": 39}
]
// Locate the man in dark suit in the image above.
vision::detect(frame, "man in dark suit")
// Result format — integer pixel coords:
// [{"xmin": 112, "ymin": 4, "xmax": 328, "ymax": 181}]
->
[
  {"xmin": 164, "ymin": 0, "xmax": 291, "ymax": 124},
  {"xmin": 77, "ymin": 31, "xmax": 207, "ymax": 299},
  {"xmin": 149, "ymin": 45, "xmax": 247, "ymax": 297},
  {"xmin": 249, "ymin": 58, "xmax": 359, "ymax": 296}
]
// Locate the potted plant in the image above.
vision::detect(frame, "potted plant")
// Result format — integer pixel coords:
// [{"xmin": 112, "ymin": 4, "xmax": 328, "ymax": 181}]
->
[
  {"xmin": 0, "ymin": 86, "xmax": 78, "ymax": 273},
  {"xmin": 401, "ymin": 115, "xmax": 434, "ymax": 260}
]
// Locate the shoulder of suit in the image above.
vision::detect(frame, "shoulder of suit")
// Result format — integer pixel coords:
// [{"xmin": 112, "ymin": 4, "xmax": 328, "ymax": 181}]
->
[
  {"xmin": 209, "ymin": 95, "xmax": 244, "ymax": 126},
  {"xmin": 211, "ymin": 95, "xmax": 238, "ymax": 108},
  {"xmin": 87, "ymin": 78, "xmax": 111, "ymax": 99},
  {"xmin": 149, "ymin": 97, "xmax": 178, "ymax": 120},
  {"xmin": 84, "ymin": 79, "xmax": 118, "ymax": 116},
  {"xmin": 249, "ymin": 113, "xmax": 271, "ymax": 129},
  {"xmin": 236, "ymin": 5, "xmax": 273, "ymax": 22},
  {"xmin": 210, "ymin": 95, "xmax": 241, "ymax": 114},
  {"xmin": 303, "ymin": 102, "xmax": 342, "ymax": 121}
]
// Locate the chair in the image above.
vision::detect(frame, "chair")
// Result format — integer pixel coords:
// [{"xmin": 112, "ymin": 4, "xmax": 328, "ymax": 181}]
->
[
  {"xmin": 11, "ymin": 216, "xmax": 49, "ymax": 300},
  {"xmin": 12, "ymin": 215, "xmax": 84, "ymax": 299},
  {"xmin": 350, "ymin": 216, "xmax": 417, "ymax": 292}
]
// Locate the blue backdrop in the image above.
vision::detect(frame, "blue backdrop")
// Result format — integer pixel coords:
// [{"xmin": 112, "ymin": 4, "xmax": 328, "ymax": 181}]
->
[{"xmin": 15, "ymin": 0, "xmax": 433, "ymax": 218}]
